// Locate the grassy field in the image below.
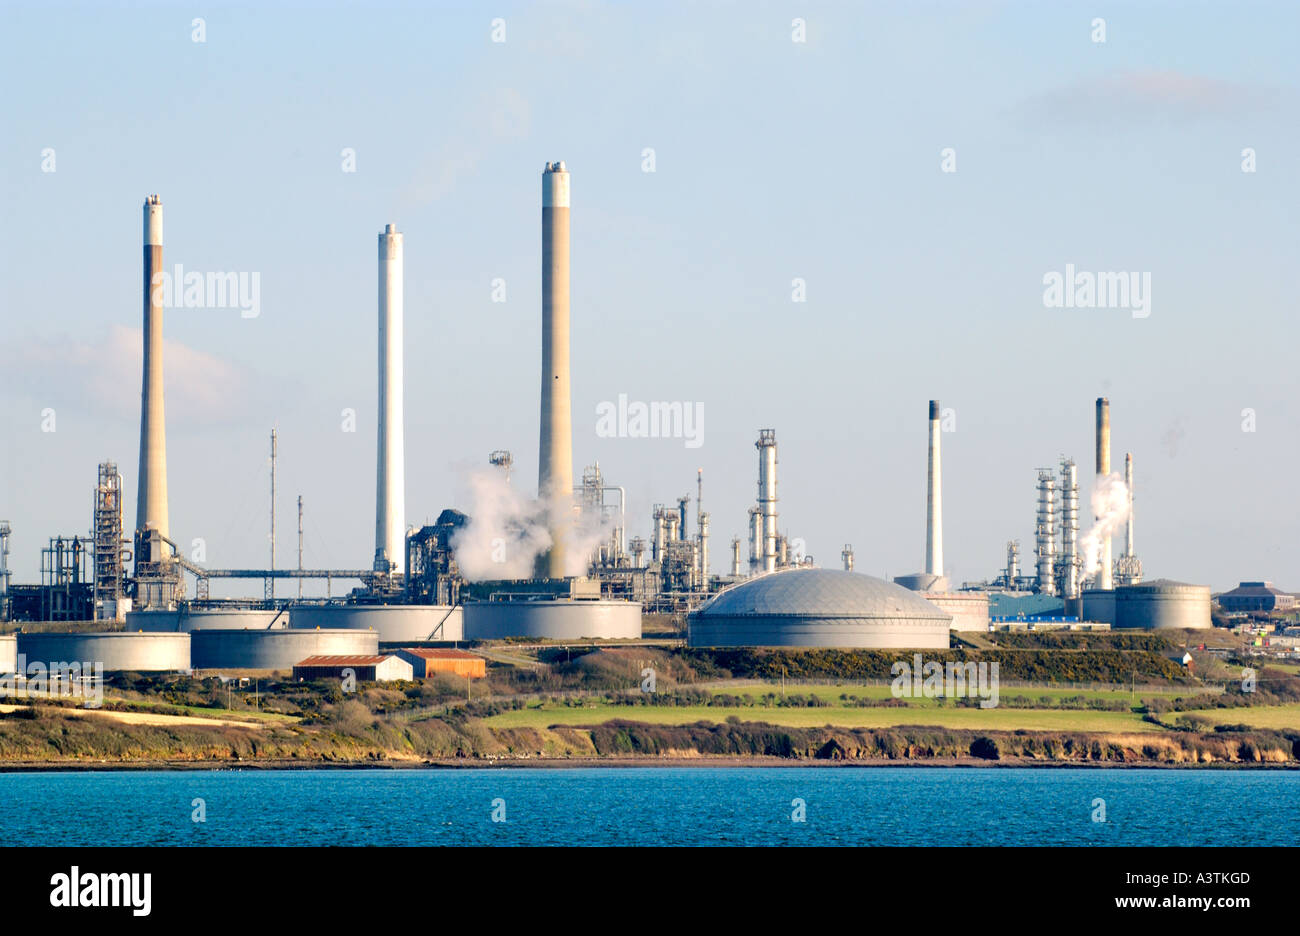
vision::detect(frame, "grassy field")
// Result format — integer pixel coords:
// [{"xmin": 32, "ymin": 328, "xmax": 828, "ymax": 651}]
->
[
  {"xmin": 482, "ymin": 701, "xmax": 1162, "ymax": 733},
  {"xmin": 1180, "ymin": 703, "xmax": 1300, "ymax": 731},
  {"xmin": 703, "ymin": 682, "xmax": 1197, "ymax": 705}
]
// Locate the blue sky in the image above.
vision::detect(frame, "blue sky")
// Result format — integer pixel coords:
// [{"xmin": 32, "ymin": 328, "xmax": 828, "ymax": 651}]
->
[{"xmin": 1, "ymin": 1, "xmax": 1297, "ymax": 591}]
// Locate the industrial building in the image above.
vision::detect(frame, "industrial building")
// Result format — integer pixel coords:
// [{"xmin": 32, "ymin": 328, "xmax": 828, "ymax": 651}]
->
[
  {"xmin": 395, "ymin": 648, "xmax": 486, "ymax": 679},
  {"xmin": 1217, "ymin": 582, "xmax": 1297, "ymax": 614},
  {"xmin": 0, "ymin": 174, "xmax": 1229, "ymax": 656},
  {"xmin": 292, "ymin": 654, "xmax": 413, "ymax": 683},
  {"xmin": 688, "ymin": 568, "xmax": 952, "ymax": 648},
  {"xmin": 17, "ymin": 632, "xmax": 191, "ymax": 674}
]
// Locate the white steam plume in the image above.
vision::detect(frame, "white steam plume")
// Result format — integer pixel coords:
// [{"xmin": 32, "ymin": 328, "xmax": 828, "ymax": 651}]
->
[
  {"xmin": 449, "ymin": 469, "xmax": 615, "ymax": 581},
  {"xmin": 1080, "ymin": 472, "xmax": 1130, "ymax": 578}
]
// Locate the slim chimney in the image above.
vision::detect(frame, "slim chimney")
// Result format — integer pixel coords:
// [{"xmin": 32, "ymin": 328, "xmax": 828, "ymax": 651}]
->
[
  {"xmin": 136, "ymin": 195, "xmax": 169, "ymax": 564},
  {"xmin": 374, "ymin": 224, "xmax": 405, "ymax": 574},
  {"xmin": 756, "ymin": 430, "xmax": 778, "ymax": 573},
  {"xmin": 538, "ymin": 161, "xmax": 573, "ymax": 578},
  {"xmin": 1124, "ymin": 452, "xmax": 1134, "ymax": 558},
  {"xmin": 925, "ymin": 400, "xmax": 943, "ymax": 576},
  {"xmin": 1095, "ymin": 397, "xmax": 1112, "ymax": 590}
]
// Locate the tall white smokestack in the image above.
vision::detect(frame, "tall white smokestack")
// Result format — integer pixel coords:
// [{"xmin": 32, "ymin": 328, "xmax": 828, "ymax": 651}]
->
[
  {"xmin": 374, "ymin": 224, "xmax": 405, "ymax": 574},
  {"xmin": 1124, "ymin": 452, "xmax": 1134, "ymax": 557},
  {"xmin": 925, "ymin": 400, "xmax": 943, "ymax": 576},
  {"xmin": 538, "ymin": 161, "xmax": 573, "ymax": 578},
  {"xmin": 136, "ymin": 195, "xmax": 169, "ymax": 564},
  {"xmin": 756, "ymin": 430, "xmax": 777, "ymax": 573},
  {"xmin": 1095, "ymin": 397, "xmax": 1112, "ymax": 590}
]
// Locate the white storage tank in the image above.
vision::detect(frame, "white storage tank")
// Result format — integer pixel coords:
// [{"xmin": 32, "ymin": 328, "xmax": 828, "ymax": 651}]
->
[
  {"xmin": 17, "ymin": 632, "xmax": 191, "ymax": 673},
  {"xmin": 464, "ymin": 599, "xmax": 641, "ymax": 640},
  {"xmin": 128, "ymin": 608, "xmax": 287, "ymax": 632},
  {"xmin": 0, "ymin": 635, "xmax": 17, "ymax": 674},
  {"xmin": 1114, "ymin": 580, "xmax": 1211, "ymax": 630},
  {"xmin": 1081, "ymin": 588, "xmax": 1116, "ymax": 625},
  {"xmin": 688, "ymin": 569, "xmax": 951, "ymax": 648},
  {"xmin": 288, "ymin": 604, "xmax": 463, "ymax": 642},
  {"xmin": 190, "ymin": 628, "xmax": 378, "ymax": 670}
]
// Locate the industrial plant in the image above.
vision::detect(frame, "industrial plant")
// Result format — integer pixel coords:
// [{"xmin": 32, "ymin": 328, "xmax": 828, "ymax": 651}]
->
[{"xmin": 0, "ymin": 161, "xmax": 1224, "ymax": 678}]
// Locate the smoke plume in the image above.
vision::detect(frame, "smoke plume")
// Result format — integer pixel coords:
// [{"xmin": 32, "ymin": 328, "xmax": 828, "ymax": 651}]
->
[
  {"xmin": 449, "ymin": 469, "xmax": 616, "ymax": 581},
  {"xmin": 1080, "ymin": 472, "xmax": 1130, "ymax": 577}
]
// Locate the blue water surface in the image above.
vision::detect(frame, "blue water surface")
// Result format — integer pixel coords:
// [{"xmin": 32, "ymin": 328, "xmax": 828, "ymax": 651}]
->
[{"xmin": 1, "ymin": 767, "xmax": 1294, "ymax": 846}]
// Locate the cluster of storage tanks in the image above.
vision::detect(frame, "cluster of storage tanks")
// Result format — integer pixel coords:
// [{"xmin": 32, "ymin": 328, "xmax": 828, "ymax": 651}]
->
[
  {"xmin": 9, "ymin": 627, "xmax": 380, "ymax": 674},
  {"xmin": 3, "ymin": 595, "xmax": 644, "ymax": 675}
]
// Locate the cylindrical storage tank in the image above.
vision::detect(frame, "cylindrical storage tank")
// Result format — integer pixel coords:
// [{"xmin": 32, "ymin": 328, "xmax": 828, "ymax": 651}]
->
[
  {"xmin": 190, "ymin": 629, "xmax": 378, "ymax": 670},
  {"xmin": 1114, "ymin": 580, "xmax": 1211, "ymax": 630},
  {"xmin": 464, "ymin": 600, "xmax": 641, "ymax": 640},
  {"xmin": 1081, "ymin": 588, "xmax": 1115, "ymax": 625},
  {"xmin": 128, "ymin": 608, "xmax": 287, "ymax": 633},
  {"xmin": 0, "ymin": 635, "xmax": 17, "ymax": 674},
  {"xmin": 689, "ymin": 569, "xmax": 952, "ymax": 648},
  {"xmin": 17, "ymin": 632, "xmax": 191, "ymax": 673},
  {"xmin": 288, "ymin": 605, "xmax": 463, "ymax": 642},
  {"xmin": 924, "ymin": 592, "xmax": 990, "ymax": 632}
]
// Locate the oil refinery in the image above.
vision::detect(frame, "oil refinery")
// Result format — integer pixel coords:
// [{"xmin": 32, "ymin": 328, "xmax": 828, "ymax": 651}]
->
[{"xmin": 0, "ymin": 162, "xmax": 1217, "ymax": 674}]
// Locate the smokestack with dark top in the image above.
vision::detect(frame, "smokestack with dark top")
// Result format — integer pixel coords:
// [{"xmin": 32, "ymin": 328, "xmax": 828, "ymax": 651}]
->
[
  {"xmin": 136, "ymin": 195, "xmax": 169, "ymax": 564},
  {"xmin": 537, "ymin": 161, "xmax": 573, "ymax": 578},
  {"xmin": 1095, "ymin": 397, "xmax": 1112, "ymax": 590},
  {"xmin": 925, "ymin": 400, "xmax": 943, "ymax": 576}
]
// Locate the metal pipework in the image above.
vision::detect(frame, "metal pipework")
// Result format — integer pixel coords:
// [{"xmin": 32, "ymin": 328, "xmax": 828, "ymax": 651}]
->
[
  {"xmin": 1095, "ymin": 397, "xmax": 1112, "ymax": 590},
  {"xmin": 538, "ymin": 161, "xmax": 573, "ymax": 578},
  {"xmin": 374, "ymin": 223, "xmax": 406, "ymax": 575},
  {"xmin": 925, "ymin": 400, "xmax": 943, "ymax": 576},
  {"xmin": 756, "ymin": 429, "xmax": 778, "ymax": 573},
  {"xmin": 136, "ymin": 194, "xmax": 169, "ymax": 565}
]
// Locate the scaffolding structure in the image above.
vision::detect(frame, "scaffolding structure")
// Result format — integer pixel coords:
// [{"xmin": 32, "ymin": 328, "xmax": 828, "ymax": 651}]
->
[
  {"xmin": 1034, "ymin": 470, "xmax": 1057, "ymax": 595},
  {"xmin": 93, "ymin": 461, "xmax": 128, "ymax": 621}
]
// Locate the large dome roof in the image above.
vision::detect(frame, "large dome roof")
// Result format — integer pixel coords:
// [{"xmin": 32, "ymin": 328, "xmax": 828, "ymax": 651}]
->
[{"xmin": 697, "ymin": 568, "xmax": 950, "ymax": 621}]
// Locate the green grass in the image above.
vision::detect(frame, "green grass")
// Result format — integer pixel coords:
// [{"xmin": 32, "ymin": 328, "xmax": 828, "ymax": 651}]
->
[
  {"xmin": 703, "ymin": 682, "xmax": 1194, "ymax": 705},
  {"xmin": 481, "ymin": 701, "xmax": 1161, "ymax": 733},
  {"xmin": 1180, "ymin": 703, "xmax": 1300, "ymax": 731}
]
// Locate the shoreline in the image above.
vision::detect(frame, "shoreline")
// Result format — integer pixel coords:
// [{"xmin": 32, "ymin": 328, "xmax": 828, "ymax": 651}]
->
[{"xmin": 1, "ymin": 756, "xmax": 1295, "ymax": 773}]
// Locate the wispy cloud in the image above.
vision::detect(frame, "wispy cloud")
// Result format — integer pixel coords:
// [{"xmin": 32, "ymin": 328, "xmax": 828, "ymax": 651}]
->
[
  {"xmin": 2, "ymin": 325, "xmax": 269, "ymax": 428},
  {"xmin": 404, "ymin": 87, "xmax": 532, "ymax": 205},
  {"xmin": 1017, "ymin": 68, "xmax": 1286, "ymax": 128}
]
